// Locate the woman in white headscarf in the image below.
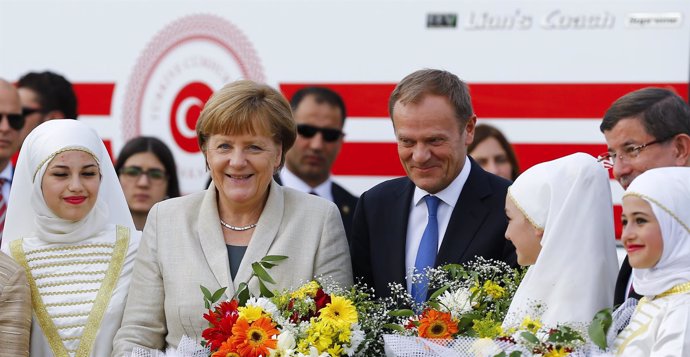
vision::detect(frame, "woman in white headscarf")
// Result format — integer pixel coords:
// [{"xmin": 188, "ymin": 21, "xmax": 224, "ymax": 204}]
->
[
  {"xmin": 0, "ymin": 119, "xmax": 140, "ymax": 357},
  {"xmin": 502, "ymin": 153, "xmax": 618, "ymax": 328},
  {"xmin": 614, "ymin": 167, "xmax": 690, "ymax": 356}
]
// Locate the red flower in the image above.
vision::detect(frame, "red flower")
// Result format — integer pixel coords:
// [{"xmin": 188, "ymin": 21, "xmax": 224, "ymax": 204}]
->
[
  {"xmin": 203, "ymin": 300, "xmax": 240, "ymax": 351},
  {"xmin": 417, "ymin": 309, "xmax": 458, "ymax": 339},
  {"xmin": 314, "ymin": 288, "xmax": 331, "ymax": 314}
]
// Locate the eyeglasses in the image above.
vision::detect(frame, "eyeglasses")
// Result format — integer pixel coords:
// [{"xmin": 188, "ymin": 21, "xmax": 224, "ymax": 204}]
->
[
  {"xmin": 119, "ymin": 166, "xmax": 168, "ymax": 182},
  {"xmin": 296, "ymin": 124, "xmax": 344, "ymax": 142},
  {"xmin": 0, "ymin": 113, "xmax": 25, "ymax": 131},
  {"xmin": 597, "ymin": 135, "xmax": 676, "ymax": 167}
]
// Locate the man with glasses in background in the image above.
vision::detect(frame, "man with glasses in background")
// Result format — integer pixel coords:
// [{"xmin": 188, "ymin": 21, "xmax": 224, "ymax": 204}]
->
[
  {"xmin": 0, "ymin": 79, "xmax": 25, "ymax": 242},
  {"xmin": 17, "ymin": 71, "xmax": 78, "ymax": 145},
  {"xmin": 278, "ymin": 86, "xmax": 358, "ymax": 239},
  {"xmin": 599, "ymin": 87, "xmax": 690, "ymax": 305}
]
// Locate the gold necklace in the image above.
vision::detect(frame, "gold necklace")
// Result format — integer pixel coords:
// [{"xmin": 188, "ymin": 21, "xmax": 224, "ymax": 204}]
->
[{"xmin": 219, "ymin": 219, "xmax": 257, "ymax": 231}]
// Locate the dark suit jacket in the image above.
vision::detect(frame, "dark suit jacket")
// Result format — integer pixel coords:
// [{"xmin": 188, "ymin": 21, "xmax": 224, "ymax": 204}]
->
[
  {"xmin": 614, "ymin": 256, "xmax": 642, "ymax": 306},
  {"xmin": 349, "ymin": 158, "xmax": 517, "ymax": 297},
  {"xmin": 274, "ymin": 175, "xmax": 359, "ymax": 240}
]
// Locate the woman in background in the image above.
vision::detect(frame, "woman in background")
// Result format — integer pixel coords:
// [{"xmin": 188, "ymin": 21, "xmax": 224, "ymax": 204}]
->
[
  {"xmin": 115, "ymin": 136, "xmax": 180, "ymax": 231},
  {"xmin": 468, "ymin": 123, "xmax": 520, "ymax": 181}
]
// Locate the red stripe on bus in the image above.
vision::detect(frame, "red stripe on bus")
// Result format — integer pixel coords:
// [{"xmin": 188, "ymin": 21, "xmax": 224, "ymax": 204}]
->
[
  {"xmin": 280, "ymin": 83, "xmax": 689, "ymax": 118},
  {"xmin": 332, "ymin": 142, "xmax": 608, "ymax": 176},
  {"xmin": 73, "ymin": 83, "xmax": 115, "ymax": 116}
]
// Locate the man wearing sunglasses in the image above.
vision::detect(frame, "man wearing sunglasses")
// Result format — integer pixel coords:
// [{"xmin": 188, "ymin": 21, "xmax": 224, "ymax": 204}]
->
[
  {"xmin": 600, "ymin": 87, "xmax": 690, "ymax": 306},
  {"xmin": 278, "ymin": 87, "xmax": 358, "ymax": 239},
  {"xmin": 17, "ymin": 71, "xmax": 78, "ymax": 145},
  {"xmin": 0, "ymin": 79, "xmax": 24, "ymax": 242}
]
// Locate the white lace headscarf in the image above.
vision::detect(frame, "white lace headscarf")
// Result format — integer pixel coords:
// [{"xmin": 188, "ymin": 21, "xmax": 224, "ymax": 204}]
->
[
  {"xmin": 625, "ymin": 167, "xmax": 690, "ymax": 296},
  {"xmin": 503, "ymin": 153, "xmax": 618, "ymax": 327},
  {"xmin": 0, "ymin": 119, "xmax": 134, "ymax": 250}
]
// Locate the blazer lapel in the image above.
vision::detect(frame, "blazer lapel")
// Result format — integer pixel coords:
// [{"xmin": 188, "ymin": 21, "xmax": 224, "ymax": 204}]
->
[
  {"xmin": 197, "ymin": 187, "xmax": 234, "ymax": 296},
  {"xmin": 436, "ymin": 161, "xmax": 491, "ymax": 266},
  {"xmin": 387, "ymin": 180, "xmax": 415, "ymax": 287},
  {"xmin": 233, "ymin": 180, "xmax": 284, "ymax": 290}
]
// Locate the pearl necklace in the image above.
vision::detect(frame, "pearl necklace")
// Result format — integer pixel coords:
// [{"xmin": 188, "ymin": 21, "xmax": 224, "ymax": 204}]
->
[{"xmin": 219, "ymin": 219, "xmax": 257, "ymax": 231}]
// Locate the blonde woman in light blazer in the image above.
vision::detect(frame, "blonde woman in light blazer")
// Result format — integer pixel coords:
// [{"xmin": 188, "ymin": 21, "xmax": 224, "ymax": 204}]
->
[{"xmin": 112, "ymin": 80, "xmax": 353, "ymax": 356}]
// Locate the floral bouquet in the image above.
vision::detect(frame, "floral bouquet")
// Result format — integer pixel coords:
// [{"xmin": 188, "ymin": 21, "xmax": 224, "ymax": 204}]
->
[{"xmin": 199, "ymin": 257, "xmax": 389, "ymax": 357}]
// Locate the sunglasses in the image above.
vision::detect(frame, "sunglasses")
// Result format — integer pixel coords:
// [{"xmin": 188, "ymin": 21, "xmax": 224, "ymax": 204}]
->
[
  {"xmin": 119, "ymin": 166, "xmax": 168, "ymax": 182},
  {"xmin": 296, "ymin": 124, "xmax": 344, "ymax": 142},
  {"xmin": 0, "ymin": 113, "xmax": 25, "ymax": 131}
]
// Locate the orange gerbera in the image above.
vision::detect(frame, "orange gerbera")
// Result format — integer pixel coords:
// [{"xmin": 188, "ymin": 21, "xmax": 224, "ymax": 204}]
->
[
  {"xmin": 230, "ymin": 316, "xmax": 279, "ymax": 357},
  {"xmin": 211, "ymin": 338, "xmax": 240, "ymax": 357},
  {"xmin": 417, "ymin": 309, "xmax": 459, "ymax": 339}
]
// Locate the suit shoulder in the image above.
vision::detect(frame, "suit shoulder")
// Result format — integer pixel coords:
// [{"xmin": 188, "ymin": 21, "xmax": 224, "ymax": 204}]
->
[
  {"xmin": 282, "ymin": 185, "xmax": 339, "ymax": 213},
  {"xmin": 0, "ymin": 252, "xmax": 23, "ymax": 286},
  {"xmin": 152, "ymin": 190, "xmax": 206, "ymax": 214},
  {"xmin": 362, "ymin": 177, "xmax": 410, "ymax": 198}
]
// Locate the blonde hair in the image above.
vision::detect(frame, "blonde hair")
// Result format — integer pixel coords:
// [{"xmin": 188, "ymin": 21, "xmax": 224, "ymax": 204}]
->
[{"xmin": 196, "ymin": 80, "xmax": 296, "ymax": 168}]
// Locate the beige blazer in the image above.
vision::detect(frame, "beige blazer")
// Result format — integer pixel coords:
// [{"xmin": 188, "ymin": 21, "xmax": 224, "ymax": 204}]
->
[
  {"xmin": 112, "ymin": 181, "xmax": 352, "ymax": 356},
  {"xmin": 0, "ymin": 251, "xmax": 31, "ymax": 357}
]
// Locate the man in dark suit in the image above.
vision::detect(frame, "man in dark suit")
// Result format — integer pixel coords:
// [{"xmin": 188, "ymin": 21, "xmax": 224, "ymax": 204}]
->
[
  {"xmin": 0, "ymin": 79, "xmax": 23, "ymax": 243},
  {"xmin": 350, "ymin": 69, "xmax": 516, "ymax": 299},
  {"xmin": 279, "ymin": 87, "xmax": 358, "ymax": 239},
  {"xmin": 599, "ymin": 87, "xmax": 690, "ymax": 305}
]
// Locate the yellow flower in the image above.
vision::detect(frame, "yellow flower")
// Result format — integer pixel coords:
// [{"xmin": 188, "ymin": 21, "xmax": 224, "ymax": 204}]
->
[
  {"xmin": 544, "ymin": 346, "xmax": 570, "ymax": 357},
  {"xmin": 519, "ymin": 316, "xmax": 542, "ymax": 334},
  {"xmin": 472, "ymin": 316, "xmax": 504, "ymax": 339},
  {"xmin": 291, "ymin": 281, "xmax": 320, "ymax": 299},
  {"xmin": 483, "ymin": 280, "xmax": 505, "ymax": 299},
  {"xmin": 319, "ymin": 296, "xmax": 358, "ymax": 326},
  {"xmin": 238, "ymin": 305, "xmax": 264, "ymax": 323}
]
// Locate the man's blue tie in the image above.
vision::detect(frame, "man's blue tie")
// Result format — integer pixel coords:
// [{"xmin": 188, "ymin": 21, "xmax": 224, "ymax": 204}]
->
[{"xmin": 412, "ymin": 195, "xmax": 440, "ymax": 305}]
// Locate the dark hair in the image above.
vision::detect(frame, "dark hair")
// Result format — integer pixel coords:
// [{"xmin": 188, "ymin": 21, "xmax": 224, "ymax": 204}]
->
[
  {"xmin": 290, "ymin": 87, "xmax": 346, "ymax": 126},
  {"xmin": 389, "ymin": 69, "xmax": 474, "ymax": 127},
  {"xmin": 600, "ymin": 87, "xmax": 690, "ymax": 140},
  {"xmin": 196, "ymin": 80, "xmax": 296, "ymax": 170},
  {"xmin": 17, "ymin": 71, "xmax": 78, "ymax": 119},
  {"xmin": 114, "ymin": 136, "xmax": 180, "ymax": 198},
  {"xmin": 469, "ymin": 124, "xmax": 520, "ymax": 180}
]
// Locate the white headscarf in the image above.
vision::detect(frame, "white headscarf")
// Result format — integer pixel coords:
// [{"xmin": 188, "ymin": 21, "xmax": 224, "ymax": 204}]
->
[
  {"xmin": 0, "ymin": 119, "xmax": 134, "ymax": 250},
  {"xmin": 625, "ymin": 167, "xmax": 690, "ymax": 296},
  {"xmin": 503, "ymin": 153, "xmax": 618, "ymax": 327}
]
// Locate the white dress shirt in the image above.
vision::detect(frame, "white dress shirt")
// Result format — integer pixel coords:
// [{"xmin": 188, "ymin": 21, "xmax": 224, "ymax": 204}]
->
[
  {"xmin": 279, "ymin": 168, "xmax": 334, "ymax": 202},
  {"xmin": 405, "ymin": 156, "xmax": 471, "ymax": 292},
  {"xmin": 0, "ymin": 163, "xmax": 12, "ymax": 200}
]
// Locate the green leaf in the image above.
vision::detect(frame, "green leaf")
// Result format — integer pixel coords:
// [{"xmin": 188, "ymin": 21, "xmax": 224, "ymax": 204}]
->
[
  {"xmin": 493, "ymin": 352, "xmax": 506, "ymax": 357},
  {"xmin": 588, "ymin": 308, "xmax": 613, "ymax": 350},
  {"xmin": 388, "ymin": 309, "xmax": 415, "ymax": 317},
  {"xmin": 252, "ymin": 262, "xmax": 276, "ymax": 284},
  {"xmin": 509, "ymin": 352, "xmax": 523, "ymax": 357},
  {"xmin": 520, "ymin": 331, "xmax": 539, "ymax": 344},
  {"xmin": 427, "ymin": 301, "xmax": 441, "ymax": 310},
  {"xmin": 236, "ymin": 283, "xmax": 250, "ymax": 306},
  {"xmin": 200, "ymin": 285, "xmax": 212, "ymax": 300},
  {"xmin": 260, "ymin": 262, "xmax": 277, "ymax": 269},
  {"xmin": 261, "ymin": 255, "xmax": 288, "ymax": 262},
  {"xmin": 210, "ymin": 287, "xmax": 226, "ymax": 304},
  {"xmin": 383, "ymin": 323, "xmax": 406, "ymax": 332},
  {"xmin": 258, "ymin": 278, "xmax": 274, "ymax": 298},
  {"xmin": 429, "ymin": 285, "xmax": 450, "ymax": 301}
]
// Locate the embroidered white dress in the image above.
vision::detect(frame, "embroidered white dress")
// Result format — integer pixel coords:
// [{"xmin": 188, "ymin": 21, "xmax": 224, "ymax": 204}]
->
[
  {"xmin": 614, "ymin": 287, "xmax": 690, "ymax": 356},
  {"xmin": 10, "ymin": 225, "xmax": 139, "ymax": 357}
]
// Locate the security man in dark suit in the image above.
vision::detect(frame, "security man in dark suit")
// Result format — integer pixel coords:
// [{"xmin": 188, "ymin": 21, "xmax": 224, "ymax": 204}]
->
[
  {"xmin": 278, "ymin": 87, "xmax": 358, "ymax": 239},
  {"xmin": 350, "ymin": 69, "xmax": 516, "ymax": 299}
]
